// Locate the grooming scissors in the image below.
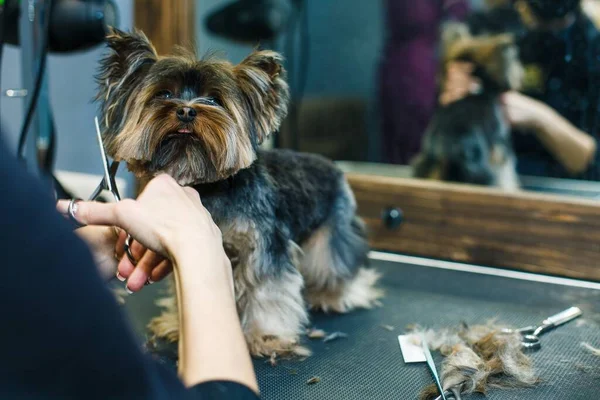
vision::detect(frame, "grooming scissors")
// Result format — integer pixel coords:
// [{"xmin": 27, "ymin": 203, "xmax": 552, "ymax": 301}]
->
[
  {"xmin": 89, "ymin": 116, "xmax": 136, "ymax": 265},
  {"xmin": 432, "ymin": 387, "xmax": 463, "ymax": 400},
  {"xmin": 431, "ymin": 308, "xmax": 582, "ymax": 400},
  {"xmin": 421, "ymin": 334, "xmax": 448, "ymax": 400},
  {"xmin": 501, "ymin": 306, "xmax": 583, "ymax": 350}
]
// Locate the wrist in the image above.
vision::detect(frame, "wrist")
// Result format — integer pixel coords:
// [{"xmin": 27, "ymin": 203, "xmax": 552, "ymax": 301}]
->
[
  {"xmin": 171, "ymin": 239, "xmax": 233, "ymax": 290},
  {"xmin": 167, "ymin": 228, "xmax": 222, "ymax": 263},
  {"xmin": 527, "ymin": 103, "xmax": 551, "ymax": 134}
]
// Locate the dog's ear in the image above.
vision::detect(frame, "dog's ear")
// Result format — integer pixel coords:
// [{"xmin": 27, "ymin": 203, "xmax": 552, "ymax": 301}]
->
[
  {"xmin": 441, "ymin": 22, "xmax": 471, "ymax": 59},
  {"xmin": 471, "ymin": 35, "xmax": 523, "ymax": 91},
  {"xmin": 448, "ymin": 34, "xmax": 523, "ymax": 91},
  {"xmin": 490, "ymin": 35, "xmax": 523, "ymax": 91},
  {"xmin": 235, "ymin": 50, "xmax": 290, "ymax": 145},
  {"xmin": 96, "ymin": 28, "xmax": 158, "ymax": 137}
]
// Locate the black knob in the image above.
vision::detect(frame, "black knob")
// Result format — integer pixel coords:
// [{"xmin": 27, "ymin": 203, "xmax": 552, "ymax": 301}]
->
[{"xmin": 382, "ymin": 207, "xmax": 403, "ymax": 230}]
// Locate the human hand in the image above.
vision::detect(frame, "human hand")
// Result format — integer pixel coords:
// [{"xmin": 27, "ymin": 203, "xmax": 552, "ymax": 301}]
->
[
  {"xmin": 113, "ymin": 230, "xmax": 173, "ymax": 292},
  {"xmin": 439, "ymin": 62, "xmax": 482, "ymax": 105},
  {"xmin": 500, "ymin": 91, "xmax": 551, "ymax": 131},
  {"xmin": 57, "ymin": 174, "xmax": 229, "ymax": 287},
  {"xmin": 66, "ymin": 223, "xmax": 173, "ymax": 291},
  {"xmin": 74, "ymin": 225, "xmax": 120, "ymax": 281}
]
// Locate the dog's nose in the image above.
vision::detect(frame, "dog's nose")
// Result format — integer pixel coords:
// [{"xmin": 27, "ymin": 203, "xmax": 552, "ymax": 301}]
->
[{"xmin": 176, "ymin": 107, "xmax": 197, "ymax": 122}]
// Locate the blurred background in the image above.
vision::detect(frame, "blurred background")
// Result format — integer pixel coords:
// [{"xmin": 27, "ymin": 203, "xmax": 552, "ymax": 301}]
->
[
  {"xmin": 3, "ymin": 0, "xmax": 600, "ymax": 198},
  {"xmin": 0, "ymin": 0, "xmax": 134, "ymax": 196}
]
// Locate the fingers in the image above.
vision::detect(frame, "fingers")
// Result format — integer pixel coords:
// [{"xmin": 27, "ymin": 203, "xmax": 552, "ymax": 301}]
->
[
  {"xmin": 447, "ymin": 61, "xmax": 474, "ymax": 73},
  {"xmin": 117, "ymin": 254, "xmax": 136, "ymax": 282},
  {"xmin": 150, "ymin": 260, "xmax": 173, "ymax": 283},
  {"xmin": 57, "ymin": 199, "xmax": 136, "ymax": 230},
  {"xmin": 500, "ymin": 91, "xmax": 526, "ymax": 105},
  {"xmin": 439, "ymin": 91, "xmax": 457, "ymax": 106},
  {"xmin": 183, "ymin": 186, "xmax": 201, "ymax": 202},
  {"xmin": 58, "ymin": 198, "xmax": 166, "ymax": 257},
  {"xmin": 115, "ymin": 237, "xmax": 169, "ymax": 292},
  {"xmin": 128, "ymin": 239, "xmax": 146, "ymax": 262},
  {"xmin": 441, "ymin": 62, "xmax": 481, "ymax": 105},
  {"xmin": 116, "ymin": 238, "xmax": 145, "ymax": 280},
  {"xmin": 126, "ymin": 250, "xmax": 164, "ymax": 292}
]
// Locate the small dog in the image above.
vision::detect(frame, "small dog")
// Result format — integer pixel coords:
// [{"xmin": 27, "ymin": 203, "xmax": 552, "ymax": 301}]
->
[
  {"xmin": 412, "ymin": 24, "xmax": 524, "ymax": 190},
  {"xmin": 96, "ymin": 29, "xmax": 382, "ymax": 357}
]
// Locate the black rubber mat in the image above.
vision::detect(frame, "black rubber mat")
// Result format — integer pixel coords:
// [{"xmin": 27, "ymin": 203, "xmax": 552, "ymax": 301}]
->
[{"xmin": 127, "ymin": 258, "xmax": 600, "ymax": 400}]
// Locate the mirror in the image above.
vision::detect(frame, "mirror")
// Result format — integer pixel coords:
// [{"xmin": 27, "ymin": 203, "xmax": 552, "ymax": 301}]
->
[{"xmin": 195, "ymin": 0, "xmax": 600, "ymax": 199}]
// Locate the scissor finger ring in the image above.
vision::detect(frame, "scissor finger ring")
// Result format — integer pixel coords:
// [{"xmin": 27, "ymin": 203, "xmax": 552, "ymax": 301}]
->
[
  {"xmin": 67, "ymin": 199, "xmax": 86, "ymax": 229},
  {"xmin": 433, "ymin": 390, "xmax": 460, "ymax": 400},
  {"xmin": 521, "ymin": 335, "xmax": 541, "ymax": 350},
  {"xmin": 124, "ymin": 235, "xmax": 137, "ymax": 265}
]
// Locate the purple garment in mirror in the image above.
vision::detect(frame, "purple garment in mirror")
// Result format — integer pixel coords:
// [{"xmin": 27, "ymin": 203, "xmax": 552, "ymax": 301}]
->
[{"xmin": 379, "ymin": 0, "xmax": 470, "ymax": 164}]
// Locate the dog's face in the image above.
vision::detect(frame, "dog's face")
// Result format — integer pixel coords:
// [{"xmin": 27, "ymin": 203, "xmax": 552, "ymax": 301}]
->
[
  {"xmin": 443, "ymin": 29, "xmax": 524, "ymax": 92},
  {"xmin": 96, "ymin": 28, "xmax": 289, "ymax": 185}
]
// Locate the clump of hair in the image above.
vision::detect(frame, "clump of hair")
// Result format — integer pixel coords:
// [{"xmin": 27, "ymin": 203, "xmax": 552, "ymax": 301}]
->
[
  {"xmin": 582, "ymin": 342, "xmax": 600, "ymax": 357},
  {"xmin": 409, "ymin": 323, "xmax": 539, "ymax": 400}
]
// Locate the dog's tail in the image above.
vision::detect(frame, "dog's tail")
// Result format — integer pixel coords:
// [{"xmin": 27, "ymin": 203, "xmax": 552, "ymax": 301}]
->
[{"xmin": 329, "ymin": 183, "xmax": 370, "ymax": 275}]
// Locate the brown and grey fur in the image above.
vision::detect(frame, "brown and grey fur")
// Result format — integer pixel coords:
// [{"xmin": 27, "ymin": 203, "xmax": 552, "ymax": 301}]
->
[
  {"xmin": 411, "ymin": 324, "xmax": 539, "ymax": 399},
  {"xmin": 96, "ymin": 28, "xmax": 382, "ymax": 357},
  {"xmin": 413, "ymin": 23, "xmax": 524, "ymax": 191}
]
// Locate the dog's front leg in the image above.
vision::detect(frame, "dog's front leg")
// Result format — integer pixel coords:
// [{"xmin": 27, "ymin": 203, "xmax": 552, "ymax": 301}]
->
[
  {"xmin": 150, "ymin": 223, "xmax": 311, "ymax": 358},
  {"xmin": 234, "ymin": 236, "xmax": 310, "ymax": 358}
]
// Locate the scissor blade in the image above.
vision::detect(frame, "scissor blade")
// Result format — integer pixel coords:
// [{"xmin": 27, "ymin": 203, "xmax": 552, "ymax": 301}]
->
[
  {"xmin": 94, "ymin": 116, "xmax": 112, "ymax": 185},
  {"xmin": 422, "ymin": 335, "xmax": 447, "ymax": 400}
]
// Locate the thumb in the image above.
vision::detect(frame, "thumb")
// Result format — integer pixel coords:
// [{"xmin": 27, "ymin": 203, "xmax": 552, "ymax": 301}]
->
[
  {"xmin": 57, "ymin": 199, "xmax": 166, "ymax": 255},
  {"xmin": 57, "ymin": 199, "xmax": 138, "ymax": 232}
]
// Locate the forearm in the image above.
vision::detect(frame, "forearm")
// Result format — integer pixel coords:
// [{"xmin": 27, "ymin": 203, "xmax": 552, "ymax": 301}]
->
[
  {"xmin": 533, "ymin": 108, "xmax": 597, "ymax": 174},
  {"xmin": 173, "ymin": 248, "xmax": 258, "ymax": 393}
]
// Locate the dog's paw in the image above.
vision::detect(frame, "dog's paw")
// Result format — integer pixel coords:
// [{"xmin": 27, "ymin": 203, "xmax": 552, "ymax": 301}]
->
[
  {"xmin": 246, "ymin": 334, "xmax": 311, "ymax": 358},
  {"xmin": 307, "ymin": 268, "xmax": 384, "ymax": 313}
]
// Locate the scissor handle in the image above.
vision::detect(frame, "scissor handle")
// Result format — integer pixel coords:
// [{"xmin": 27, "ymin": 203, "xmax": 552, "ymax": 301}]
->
[
  {"xmin": 433, "ymin": 388, "xmax": 463, "ymax": 400},
  {"xmin": 543, "ymin": 307, "xmax": 582, "ymax": 327},
  {"xmin": 515, "ymin": 326, "xmax": 537, "ymax": 335},
  {"xmin": 533, "ymin": 307, "xmax": 583, "ymax": 337},
  {"xmin": 521, "ymin": 334, "xmax": 541, "ymax": 350}
]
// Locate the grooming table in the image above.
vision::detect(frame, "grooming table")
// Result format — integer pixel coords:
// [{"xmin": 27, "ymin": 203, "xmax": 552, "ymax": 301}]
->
[{"xmin": 125, "ymin": 253, "xmax": 600, "ymax": 400}]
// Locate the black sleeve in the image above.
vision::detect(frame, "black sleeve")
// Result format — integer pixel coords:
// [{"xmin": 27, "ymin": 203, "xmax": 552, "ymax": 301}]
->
[
  {"xmin": 191, "ymin": 381, "xmax": 260, "ymax": 399},
  {"xmin": 586, "ymin": 36, "xmax": 600, "ymax": 138},
  {"xmin": 0, "ymin": 139, "xmax": 258, "ymax": 400}
]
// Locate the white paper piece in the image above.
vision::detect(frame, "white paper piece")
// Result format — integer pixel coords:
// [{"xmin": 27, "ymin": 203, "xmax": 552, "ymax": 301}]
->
[{"xmin": 398, "ymin": 335, "xmax": 426, "ymax": 363}]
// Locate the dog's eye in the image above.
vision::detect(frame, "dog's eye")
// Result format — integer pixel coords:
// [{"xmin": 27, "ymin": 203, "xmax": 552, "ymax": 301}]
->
[
  {"xmin": 205, "ymin": 97, "xmax": 222, "ymax": 107},
  {"xmin": 156, "ymin": 90, "xmax": 173, "ymax": 99}
]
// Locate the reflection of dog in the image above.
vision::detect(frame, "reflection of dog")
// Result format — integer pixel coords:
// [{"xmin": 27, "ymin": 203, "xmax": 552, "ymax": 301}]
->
[
  {"xmin": 413, "ymin": 24, "xmax": 524, "ymax": 190},
  {"xmin": 96, "ymin": 29, "xmax": 382, "ymax": 357}
]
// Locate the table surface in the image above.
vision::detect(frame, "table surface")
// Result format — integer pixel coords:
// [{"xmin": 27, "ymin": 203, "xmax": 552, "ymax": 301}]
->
[{"xmin": 123, "ymin": 255, "xmax": 600, "ymax": 400}]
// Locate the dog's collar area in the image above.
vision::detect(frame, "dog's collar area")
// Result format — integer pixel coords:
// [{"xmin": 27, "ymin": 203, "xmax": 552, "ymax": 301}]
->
[{"xmin": 193, "ymin": 176, "xmax": 235, "ymax": 197}]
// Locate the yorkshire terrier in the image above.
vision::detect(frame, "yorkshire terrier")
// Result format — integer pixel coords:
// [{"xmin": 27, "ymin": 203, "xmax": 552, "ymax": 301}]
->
[
  {"xmin": 412, "ymin": 24, "xmax": 524, "ymax": 190},
  {"xmin": 96, "ymin": 28, "xmax": 382, "ymax": 357}
]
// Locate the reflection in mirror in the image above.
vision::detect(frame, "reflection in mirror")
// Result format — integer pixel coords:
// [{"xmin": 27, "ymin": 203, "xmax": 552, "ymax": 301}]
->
[
  {"xmin": 197, "ymin": 0, "xmax": 379, "ymax": 160},
  {"xmin": 412, "ymin": 24, "xmax": 522, "ymax": 191},
  {"xmin": 196, "ymin": 0, "xmax": 600, "ymax": 197},
  {"xmin": 337, "ymin": 161, "xmax": 600, "ymax": 199},
  {"xmin": 383, "ymin": 0, "xmax": 600, "ymax": 194}
]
